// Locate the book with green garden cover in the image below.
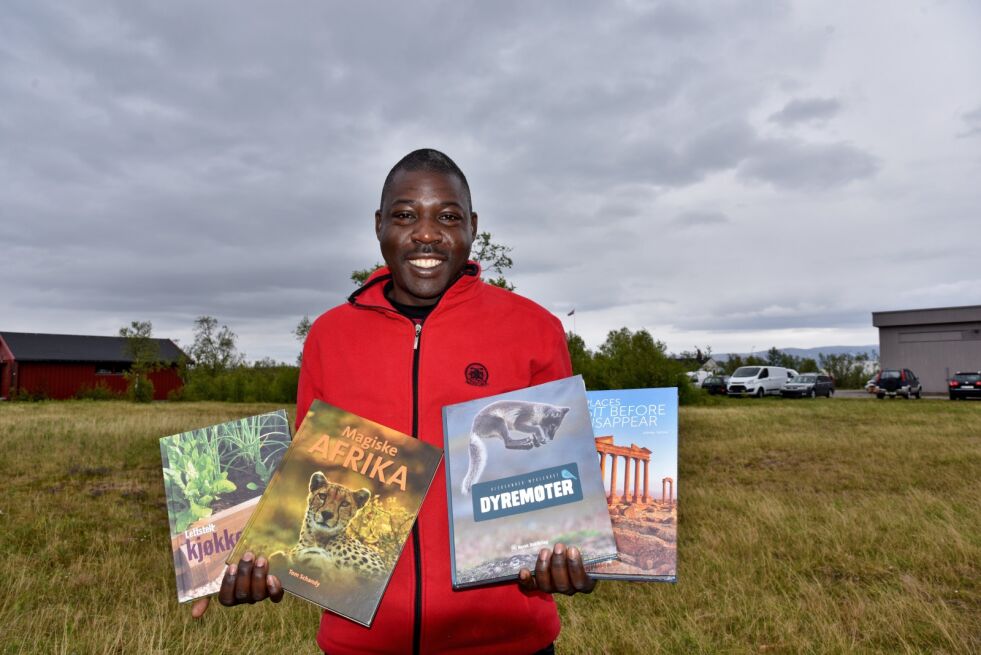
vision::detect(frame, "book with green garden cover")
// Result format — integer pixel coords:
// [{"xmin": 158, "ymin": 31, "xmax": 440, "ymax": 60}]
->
[
  {"xmin": 228, "ymin": 400, "xmax": 443, "ymax": 627},
  {"xmin": 586, "ymin": 387, "xmax": 678, "ymax": 581},
  {"xmin": 160, "ymin": 410, "xmax": 291, "ymax": 603},
  {"xmin": 442, "ymin": 375, "xmax": 618, "ymax": 588}
]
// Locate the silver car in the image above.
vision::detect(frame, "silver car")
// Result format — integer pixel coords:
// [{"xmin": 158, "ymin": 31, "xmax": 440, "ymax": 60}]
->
[{"xmin": 781, "ymin": 373, "xmax": 834, "ymax": 398}]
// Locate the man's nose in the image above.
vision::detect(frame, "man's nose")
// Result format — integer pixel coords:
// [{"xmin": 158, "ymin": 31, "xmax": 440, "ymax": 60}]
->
[{"xmin": 411, "ymin": 214, "xmax": 442, "ymax": 243}]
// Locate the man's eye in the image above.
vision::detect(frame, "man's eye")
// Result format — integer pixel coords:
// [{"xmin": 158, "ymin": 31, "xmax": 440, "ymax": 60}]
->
[
  {"xmin": 440, "ymin": 214, "xmax": 461, "ymax": 222},
  {"xmin": 393, "ymin": 211, "xmax": 413, "ymax": 220}
]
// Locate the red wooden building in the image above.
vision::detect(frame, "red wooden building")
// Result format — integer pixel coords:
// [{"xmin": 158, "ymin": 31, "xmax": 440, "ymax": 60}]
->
[{"xmin": 0, "ymin": 331, "xmax": 187, "ymax": 400}]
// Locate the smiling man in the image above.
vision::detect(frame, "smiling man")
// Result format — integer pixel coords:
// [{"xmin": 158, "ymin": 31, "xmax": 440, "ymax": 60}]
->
[
  {"xmin": 376, "ymin": 156, "xmax": 477, "ymax": 307},
  {"xmin": 193, "ymin": 149, "xmax": 595, "ymax": 655}
]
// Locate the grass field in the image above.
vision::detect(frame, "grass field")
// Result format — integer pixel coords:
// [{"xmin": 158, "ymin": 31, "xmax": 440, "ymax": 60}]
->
[{"xmin": 1, "ymin": 399, "xmax": 978, "ymax": 654}]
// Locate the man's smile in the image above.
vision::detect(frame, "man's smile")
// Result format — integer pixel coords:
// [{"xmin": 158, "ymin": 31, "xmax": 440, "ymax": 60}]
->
[{"xmin": 408, "ymin": 258, "xmax": 444, "ymax": 270}]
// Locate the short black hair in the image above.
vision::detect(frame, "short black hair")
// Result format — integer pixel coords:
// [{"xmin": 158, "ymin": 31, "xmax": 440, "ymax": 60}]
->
[{"xmin": 380, "ymin": 148, "xmax": 472, "ymax": 212}]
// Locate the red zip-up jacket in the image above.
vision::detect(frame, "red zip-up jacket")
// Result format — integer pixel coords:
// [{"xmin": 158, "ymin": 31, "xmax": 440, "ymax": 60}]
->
[{"xmin": 297, "ymin": 263, "xmax": 572, "ymax": 655}]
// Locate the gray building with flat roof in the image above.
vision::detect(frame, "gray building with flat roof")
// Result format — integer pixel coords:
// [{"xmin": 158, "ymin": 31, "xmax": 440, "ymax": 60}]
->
[{"xmin": 872, "ymin": 304, "xmax": 981, "ymax": 393}]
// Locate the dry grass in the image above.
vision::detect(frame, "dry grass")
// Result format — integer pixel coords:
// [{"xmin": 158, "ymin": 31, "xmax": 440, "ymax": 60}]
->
[{"xmin": 1, "ymin": 399, "xmax": 978, "ymax": 654}]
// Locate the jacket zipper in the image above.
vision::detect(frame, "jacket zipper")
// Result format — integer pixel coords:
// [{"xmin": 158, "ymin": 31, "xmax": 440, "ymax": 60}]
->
[{"xmin": 411, "ymin": 321, "xmax": 423, "ymax": 655}]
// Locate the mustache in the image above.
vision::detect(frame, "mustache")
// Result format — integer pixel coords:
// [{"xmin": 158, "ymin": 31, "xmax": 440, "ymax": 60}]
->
[{"xmin": 406, "ymin": 245, "xmax": 448, "ymax": 257}]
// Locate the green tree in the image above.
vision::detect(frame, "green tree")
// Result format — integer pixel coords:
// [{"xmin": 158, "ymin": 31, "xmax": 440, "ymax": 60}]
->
[
  {"xmin": 566, "ymin": 332, "xmax": 595, "ymax": 386},
  {"xmin": 572, "ymin": 328, "xmax": 697, "ymax": 404},
  {"xmin": 676, "ymin": 345, "xmax": 713, "ymax": 370},
  {"xmin": 188, "ymin": 316, "xmax": 243, "ymax": 375},
  {"xmin": 119, "ymin": 320, "xmax": 159, "ymax": 402},
  {"xmin": 293, "ymin": 315, "xmax": 312, "ymax": 364},
  {"xmin": 722, "ymin": 353, "xmax": 767, "ymax": 375},
  {"xmin": 798, "ymin": 357, "xmax": 819, "ymax": 373},
  {"xmin": 294, "ymin": 316, "xmax": 312, "ymax": 342},
  {"xmin": 472, "ymin": 231, "xmax": 515, "ymax": 290},
  {"xmin": 351, "ymin": 263, "xmax": 385, "ymax": 286},
  {"xmin": 818, "ymin": 352, "xmax": 871, "ymax": 389},
  {"xmin": 765, "ymin": 347, "xmax": 806, "ymax": 370}
]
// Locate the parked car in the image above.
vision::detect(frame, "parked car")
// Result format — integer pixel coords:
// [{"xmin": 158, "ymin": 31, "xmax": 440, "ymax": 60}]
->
[
  {"xmin": 687, "ymin": 370, "xmax": 713, "ymax": 386},
  {"xmin": 875, "ymin": 368, "xmax": 922, "ymax": 399},
  {"xmin": 781, "ymin": 373, "xmax": 835, "ymax": 398},
  {"xmin": 727, "ymin": 366, "xmax": 798, "ymax": 397},
  {"xmin": 864, "ymin": 377, "xmax": 878, "ymax": 394},
  {"xmin": 948, "ymin": 371, "xmax": 981, "ymax": 400},
  {"xmin": 701, "ymin": 375, "xmax": 730, "ymax": 395}
]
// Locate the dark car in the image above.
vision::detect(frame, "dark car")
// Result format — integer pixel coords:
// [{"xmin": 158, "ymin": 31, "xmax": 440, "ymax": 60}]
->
[
  {"xmin": 948, "ymin": 371, "xmax": 981, "ymax": 400},
  {"xmin": 875, "ymin": 368, "xmax": 922, "ymax": 399},
  {"xmin": 781, "ymin": 373, "xmax": 834, "ymax": 398},
  {"xmin": 701, "ymin": 375, "xmax": 730, "ymax": 395}
]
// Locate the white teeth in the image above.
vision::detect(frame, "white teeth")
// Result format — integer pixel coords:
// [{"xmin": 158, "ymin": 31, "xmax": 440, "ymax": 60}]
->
[{"xmin": 409, "ymin": 259, "xmax": 441, "ymax": 269}]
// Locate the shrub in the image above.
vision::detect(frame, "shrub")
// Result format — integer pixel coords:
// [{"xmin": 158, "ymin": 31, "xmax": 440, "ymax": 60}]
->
[
  {"xmin": 76, "ymin": 381, "xmax": 123, "ymax": 401},
  {"xmin": 175, "ymin": 364, "xmax": 299, "ymax": 404},
  {"xmin": 9, "ymin": 388, "xmax": 48, "ymax": 402},
  {"xmin": 126, "ymin": 375, "xmax": 155, "ymax": 403}
]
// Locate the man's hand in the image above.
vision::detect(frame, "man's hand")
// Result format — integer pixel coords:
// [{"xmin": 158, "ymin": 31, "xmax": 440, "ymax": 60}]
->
[
  {"xmin": 190, "ymin": 551, "xmax": 285, "ymax": 619},
  {"xmin": 517, "ymin": 543, "xmax": 597, "ymax": 596}
]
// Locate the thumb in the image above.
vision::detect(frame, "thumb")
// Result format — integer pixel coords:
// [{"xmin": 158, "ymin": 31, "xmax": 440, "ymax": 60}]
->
[{"xmin": 191, "ymin": 596, "xmax": 211, "ymax": 619}]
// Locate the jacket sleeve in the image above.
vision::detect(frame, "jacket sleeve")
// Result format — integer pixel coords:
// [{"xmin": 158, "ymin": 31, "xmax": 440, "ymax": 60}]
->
[
  {"xmin": 530, "ymin": 315, "xmax": 573, "ymax": 385},
  {"xmin": 295, "ymin": 322, "xmax": 323, "ymax": 431}
]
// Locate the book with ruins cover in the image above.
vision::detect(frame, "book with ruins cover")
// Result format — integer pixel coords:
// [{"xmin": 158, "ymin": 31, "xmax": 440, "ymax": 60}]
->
[
  {"xmin": 228, "ymin": 400, "xmax": 442, "ymax": 627},
  {"xmin": 586, "ymin": 387, "xmax": 678, "ymax": 581},
  {"xmin": 442, "ymin": 375, "xmax": 618, "ymax": 588},
  {"xmin": 160, "ymin": 410, "xmax": 291, "ymax": 603}
]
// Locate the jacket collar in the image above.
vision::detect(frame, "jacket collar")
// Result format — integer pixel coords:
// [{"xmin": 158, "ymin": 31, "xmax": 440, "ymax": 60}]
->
[{"xmin": 347, "ymin": 261, "xmax": 482, "ymax": 314}]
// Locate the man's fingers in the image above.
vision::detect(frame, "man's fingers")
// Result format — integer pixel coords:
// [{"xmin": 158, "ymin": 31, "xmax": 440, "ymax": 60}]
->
[
  {"xmin": 234, "ymin": 552, "xmax": 255, "ymax": 603},
  {"xmin": 218, "ymin": 563, "xmax": 238, "ymax": 606},
  {"xmin": 566, "ymin": 547, "xmax": 596, "ymax": 594},
  {"xmin": 549, "ymin": 543, "xmax": 572, "ymax": 595},
  {"xmin": 250, "ymin": 556, "xmax": 269, "ymax": 603},
  {"xmin": 190, "ymin": 596, "xmax": 210, "ymax": 619},
  {"xmin": 517, "ymin": 567, "xmax": 537, "ymax": 592},
  {"xmin": 534, "ymin": 548, "xmax": 553, "ymax": 591},
  {"xmin": 268, "ymin": 574, "xmax": 285, "ymax": 603}
]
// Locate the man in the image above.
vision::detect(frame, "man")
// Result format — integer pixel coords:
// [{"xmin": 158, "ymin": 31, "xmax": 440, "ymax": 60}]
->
[{"xmin": 192, "ymin": 149, "xmax": 595, "ymax": 654}]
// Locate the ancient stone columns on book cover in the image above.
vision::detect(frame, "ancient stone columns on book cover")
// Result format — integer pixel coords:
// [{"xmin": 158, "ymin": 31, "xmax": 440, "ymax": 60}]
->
[{"xmin": 595, "ymin": 436, "xmax": 674, "ymax": 506}]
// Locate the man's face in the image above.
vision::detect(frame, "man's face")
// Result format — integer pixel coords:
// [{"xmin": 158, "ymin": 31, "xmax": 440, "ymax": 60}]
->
[{"xmin": 375, "ymin": 169, "xmax": 478, "ymax": 306}]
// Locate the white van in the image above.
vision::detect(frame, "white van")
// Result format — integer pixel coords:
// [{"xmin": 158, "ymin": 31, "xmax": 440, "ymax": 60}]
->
[{"xmin": 727, "ymin": 366, "xmax": 798, "ymax": 397}]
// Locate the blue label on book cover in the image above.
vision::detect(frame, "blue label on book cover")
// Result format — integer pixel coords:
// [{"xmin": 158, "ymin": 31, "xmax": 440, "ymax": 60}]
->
[{"xmin": 470, "ymin": 463, "xmax": 584, "ymax": 522}]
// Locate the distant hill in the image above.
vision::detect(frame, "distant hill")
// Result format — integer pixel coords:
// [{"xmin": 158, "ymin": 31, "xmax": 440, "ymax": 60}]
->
[{"xmin": 714, "ymin": 345, "xmax": 879, "ymax": 362}]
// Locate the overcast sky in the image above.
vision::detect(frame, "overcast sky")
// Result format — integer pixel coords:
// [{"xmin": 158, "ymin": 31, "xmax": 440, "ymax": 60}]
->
[{"xmin": 3, "ymin": 1, "xmax": 980, "ymax": 363}]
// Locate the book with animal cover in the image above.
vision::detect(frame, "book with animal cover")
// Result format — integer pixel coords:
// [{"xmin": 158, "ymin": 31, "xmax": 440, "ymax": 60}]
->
[
  {"xmin": 160, "ymin": 410, "xmax": 291, "ymax": 603},
  {"xmin": 442, "ymin": 375, "xmax": 618, "ymax": 588},
  {"xmin": 587, "ymin": 387, "xmax": 678, "ymax": 581},
  {"xmin": 228, "ymin": 399, "xmax": 443, "ymax": 627}
]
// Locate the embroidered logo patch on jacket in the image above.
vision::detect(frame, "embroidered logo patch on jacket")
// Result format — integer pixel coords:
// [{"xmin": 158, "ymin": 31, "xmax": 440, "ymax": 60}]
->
[{"xmin": 465, "ymin": 363, "xmax": 489, "ymax": 386}]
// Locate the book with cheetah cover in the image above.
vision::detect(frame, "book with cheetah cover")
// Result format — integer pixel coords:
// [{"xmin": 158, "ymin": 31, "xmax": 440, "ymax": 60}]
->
[
  {"xmin": 228, "ymin": 399, "xmax": 443, "ymax": 626},
  {"xmin": 586, "ymin": 387, "xmax": 678, "ymax": 582},
  {"xmin": 442, "ymin": 375, "xmax": 618, "ymax": 588},
  {"xmin": 160, "ymin": 410, "xmax": 291, "ymax": 603}
]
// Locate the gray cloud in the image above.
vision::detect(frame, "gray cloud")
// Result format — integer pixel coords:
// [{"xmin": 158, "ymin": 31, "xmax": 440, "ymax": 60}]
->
[
  {"xmin": 959, "ymin": 105, "xmax": 981, "ymax": 138},
  {"xmin": 769, "ymin": 97, "xmax": 842, "ymax": 126},
  {"xmin": 673, "ymin": 210, "xmax": 729, "ymax": 228},
  {"xmin": 1, "ymin": 0, "xmax": 978, "ymax": 361},
  {"xmin": 738, "ymin": 138, "xmax": 879, "ymax": 189}
]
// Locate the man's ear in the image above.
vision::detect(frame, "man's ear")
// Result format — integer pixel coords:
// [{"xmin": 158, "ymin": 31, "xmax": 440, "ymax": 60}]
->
[
  {"xmin": 470, "ymin": 211, "xmax": 479, "ymax": 241},
  {"xmin": 375, "ymin": 210, "xmax": 383, "ymax": 239}
]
